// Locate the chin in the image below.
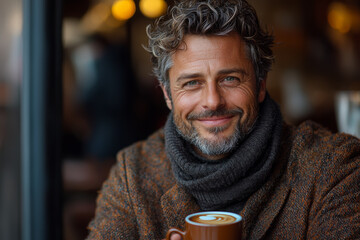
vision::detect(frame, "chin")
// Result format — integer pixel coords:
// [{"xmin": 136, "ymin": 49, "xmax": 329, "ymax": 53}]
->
[{"xmin": 201, "ymin": 131, "xmax": 236, "ymax": 145}]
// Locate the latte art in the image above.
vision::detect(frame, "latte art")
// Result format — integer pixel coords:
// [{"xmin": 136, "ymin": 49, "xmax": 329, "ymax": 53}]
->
[{"xmin": 189, "ymin": 214, "xmax": 237, "ymax": 225}]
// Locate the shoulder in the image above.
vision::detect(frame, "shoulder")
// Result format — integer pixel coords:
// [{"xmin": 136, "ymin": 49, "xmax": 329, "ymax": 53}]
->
[
  {"xmin": 114, "ymin": 128, "xmax": 169, "ymax": 171},
  {"xmin": 291, "ymin": 120, "xmax": 360, "ymax": 162},
  {"xmin": 287, "ymin": 120, "xmax": 360, "ymax": 184},
  {"xmin": 113, "ymin": 128, "xmax": 175, "ymax": 190},
  {"xmin": 117, "ymin": 128, "xmax": 167, "ymax": 163}
]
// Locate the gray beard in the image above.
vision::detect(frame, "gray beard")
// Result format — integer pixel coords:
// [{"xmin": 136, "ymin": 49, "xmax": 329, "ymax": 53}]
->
[
  {"xmin": 177, "ymin": 123, "xmax": 243, "ymax": 156},
  {"xmin": 173, "ymin": 112, "xmax": 257, "ymax": 157}
]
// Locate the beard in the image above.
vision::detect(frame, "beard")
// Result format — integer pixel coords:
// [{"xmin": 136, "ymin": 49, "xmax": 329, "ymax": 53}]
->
[{"xmin": 172, "ymin": 104, "xmax": 259, "ymax": 157}]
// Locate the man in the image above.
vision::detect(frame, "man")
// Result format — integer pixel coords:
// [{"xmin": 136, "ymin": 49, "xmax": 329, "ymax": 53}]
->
[{"xmin": 87, "ymin": 0, "xmax": 360, "ymax": 239}]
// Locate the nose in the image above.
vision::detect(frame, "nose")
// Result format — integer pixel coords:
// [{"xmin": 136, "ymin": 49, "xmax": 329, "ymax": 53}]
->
[{"xmin": 202, "ymin": 83, "xmax": 224, "ymax": 110}]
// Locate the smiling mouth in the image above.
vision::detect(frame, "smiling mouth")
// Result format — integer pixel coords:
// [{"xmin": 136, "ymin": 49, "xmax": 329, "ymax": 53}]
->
[
  {"xmin": 188, "ymin": 108, "xmax": 243, "ymax": 130},
  {"xmin": 197, "ymin": 115, "xmax": 234, "ymax": 128}
]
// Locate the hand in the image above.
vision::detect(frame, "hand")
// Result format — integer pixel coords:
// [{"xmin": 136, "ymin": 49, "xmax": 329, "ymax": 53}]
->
[{"xmin": 163, "ymin": 233, "xmax": 182, "ymax": 240}]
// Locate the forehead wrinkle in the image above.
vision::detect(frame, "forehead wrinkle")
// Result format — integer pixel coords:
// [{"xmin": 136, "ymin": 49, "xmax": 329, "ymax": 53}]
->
[{"xmin": 174, "ymin": 55, "xmax": 214, "ymax": 79}]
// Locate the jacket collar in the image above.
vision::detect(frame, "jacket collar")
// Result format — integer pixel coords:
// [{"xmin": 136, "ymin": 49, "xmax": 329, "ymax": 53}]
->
[{"xmin": 241, "ymin": 156, "xmax": 291, "ymax": 239}]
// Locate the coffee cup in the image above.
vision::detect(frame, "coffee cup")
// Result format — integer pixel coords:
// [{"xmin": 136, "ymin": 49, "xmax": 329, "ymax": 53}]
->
[{"xmin": 166, "ymin": 211, "xmax": 242, "ymax": 240}]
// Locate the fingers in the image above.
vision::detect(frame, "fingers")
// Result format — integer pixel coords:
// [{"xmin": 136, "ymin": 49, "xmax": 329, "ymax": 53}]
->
[
  {"xmin": 171, "ymin": 233, "xmax": 182, "ymax": 240},
  {"xmin": 162, "ymin": 233, "xmax": 182, "ymax": 240}
]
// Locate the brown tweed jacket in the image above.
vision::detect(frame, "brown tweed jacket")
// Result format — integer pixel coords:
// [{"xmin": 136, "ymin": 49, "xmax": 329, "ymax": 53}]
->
[{"xmin": 87, "ymin": 121, "xmax": 360, "ymax": 239}]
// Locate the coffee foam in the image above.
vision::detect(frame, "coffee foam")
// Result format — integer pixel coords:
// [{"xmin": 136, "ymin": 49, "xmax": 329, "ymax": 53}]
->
[{"xmin": 189, "ymin": 213, "xmax": 237, "ymax": 225}]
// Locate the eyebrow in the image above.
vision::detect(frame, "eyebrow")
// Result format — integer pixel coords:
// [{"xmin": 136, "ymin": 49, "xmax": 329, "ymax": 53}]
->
[
  {"xmin": 217, "ymin": 68, "xmax": 247, "ymax": 76},
  {"xmin": 176, "ymin": 68, "xmax": 247, "ymax": 83},
  {"xmin": 176, "ymin": 73, "xmax": 203, "ymax": 83}
]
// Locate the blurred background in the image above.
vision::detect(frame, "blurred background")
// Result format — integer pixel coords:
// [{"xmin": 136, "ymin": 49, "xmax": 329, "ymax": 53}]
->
[{"xmin": 0, "ymin": 0, "xmax": 359, "ymax": 239}]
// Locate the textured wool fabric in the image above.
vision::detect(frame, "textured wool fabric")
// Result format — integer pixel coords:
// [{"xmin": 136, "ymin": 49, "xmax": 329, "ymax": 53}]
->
[
  {"xmin": 87, "ymin": 121, "xmax": 360, "ymax": 239},
  {"xmin": 164, "ymin": 95, "xmax": 283, "ymax": 212}
]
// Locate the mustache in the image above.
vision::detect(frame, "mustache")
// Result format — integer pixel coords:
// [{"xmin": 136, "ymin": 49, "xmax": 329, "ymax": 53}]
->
[{"xmin": 187, "ymin": 108, "xmax": 243, "ymax": 120}]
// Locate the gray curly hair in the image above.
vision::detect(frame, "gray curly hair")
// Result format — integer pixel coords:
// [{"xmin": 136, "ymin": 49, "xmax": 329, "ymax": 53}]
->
[{"xmin": 146, "ymin": 0, "xmax": 274, "ymax": 94}]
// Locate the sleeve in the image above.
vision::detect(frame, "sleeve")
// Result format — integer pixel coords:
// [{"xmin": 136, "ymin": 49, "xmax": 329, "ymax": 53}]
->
[
  {"xmin": 307, "ymin": 135, "xmax": 360, "ymax": 239},
  {"xmin": 87, "ymin": 151, "xmax": 139, "ymax": 239}
]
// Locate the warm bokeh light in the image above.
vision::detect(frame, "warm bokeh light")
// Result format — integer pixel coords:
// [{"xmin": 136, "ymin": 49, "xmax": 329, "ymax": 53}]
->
[
  {"xmin": 328, "ymin": 2, "xmax": 352, "ymax": 34},
  {"xmin": 139, "ymin": 0, "xmax": 167, "ymax": 18},
  {"xmin": 112, "ymin": 0, "xmax": 136, "ymax": 21},
  {"xmin": 82, "ymin": 2, "xmax": 111, "ymax": 33}
]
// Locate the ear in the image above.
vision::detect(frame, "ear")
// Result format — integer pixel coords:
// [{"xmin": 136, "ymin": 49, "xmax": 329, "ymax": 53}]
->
[
  {"xmin": 257, "ymin": 78, "xmax": 267, "ymax": 103},
  {"xmin": 160, "ymin": 85, "xmax": 172, "ymax": 110}
]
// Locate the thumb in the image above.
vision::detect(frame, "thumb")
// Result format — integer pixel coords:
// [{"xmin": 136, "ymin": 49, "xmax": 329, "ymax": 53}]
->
[
  {"xmin": 171, "ymin": 233, "xmax": 182, "ymax": 240},
  {"xmin": 162, "ymin": 233, "xmax": 182, "ymax": 240}
]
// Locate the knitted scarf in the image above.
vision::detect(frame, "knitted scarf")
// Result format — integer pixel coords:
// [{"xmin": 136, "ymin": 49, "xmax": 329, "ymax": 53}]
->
[{"xmin": 164, "ymin": 94, "xmax": 283, "ymax": 213}]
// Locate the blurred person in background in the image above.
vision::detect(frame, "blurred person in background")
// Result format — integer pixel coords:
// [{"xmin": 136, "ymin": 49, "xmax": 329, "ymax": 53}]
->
[
  {"xmin": 64, "ymin": 34, "xmax": 139, "ymax": 161},
  {"xmin": 62, "ymin": 34, "xmax": 144, "ymax": 239},
  {"xmin": 87, "ymin": 0, "xmax": 360, "ymax": 239}
]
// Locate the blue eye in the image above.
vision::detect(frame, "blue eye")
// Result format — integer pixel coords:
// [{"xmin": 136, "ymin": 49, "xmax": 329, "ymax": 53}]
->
[
  {"xmin": 184, "ymin": 80, "xmax": 199, "ymax": 87},
  {"xmin": 220, "ymin": 76, "xmax": 241, "ymax": 87},
  {"xmin": 224, "ymin": 76, "xmax": 237, "ymax": 82}
]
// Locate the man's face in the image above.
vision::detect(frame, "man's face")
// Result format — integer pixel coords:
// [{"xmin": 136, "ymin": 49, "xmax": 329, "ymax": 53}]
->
[{"xmin": 162, "ymin": 33, "xmax": 266, "ymax": 160}]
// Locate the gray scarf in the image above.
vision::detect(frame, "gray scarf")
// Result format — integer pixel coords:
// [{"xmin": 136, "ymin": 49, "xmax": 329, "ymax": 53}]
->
[{"xmin": 164, "ymin": 95, "xmax": 283, "ymax": 213}]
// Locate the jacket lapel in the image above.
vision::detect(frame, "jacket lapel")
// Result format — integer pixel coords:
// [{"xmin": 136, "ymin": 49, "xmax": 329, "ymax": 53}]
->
[
  {"xmin": 241, "ymin": 140, "xmax": 292, "ymax": 240},
  {"xmin": 160, "ymin": 183, "xmax": 201, "ymax": 230}
]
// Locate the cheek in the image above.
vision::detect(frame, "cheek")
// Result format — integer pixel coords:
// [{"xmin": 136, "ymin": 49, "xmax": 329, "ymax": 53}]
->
[
  {"xmin": 172, "ymin": 92, "xmax": 201, "ymax": 116},
  {"xmin": 225, "ymin": 86, "xmax": 257, "ymax": 108}
]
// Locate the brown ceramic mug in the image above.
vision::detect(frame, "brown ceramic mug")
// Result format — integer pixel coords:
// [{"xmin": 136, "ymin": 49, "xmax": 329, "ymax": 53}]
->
[{"xmin": 166, "ymin": 211, "xmax": 242, "ymax": 240}]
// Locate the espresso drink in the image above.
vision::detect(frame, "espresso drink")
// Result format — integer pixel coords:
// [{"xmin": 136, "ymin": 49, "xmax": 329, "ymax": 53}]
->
[
  {"xmin": 189, "ymin": 213, "xmax": 237, "ymax": 225},
  {"xmin": 166, "ymin": 211, "xmax": 242, "ymax": 240}
]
